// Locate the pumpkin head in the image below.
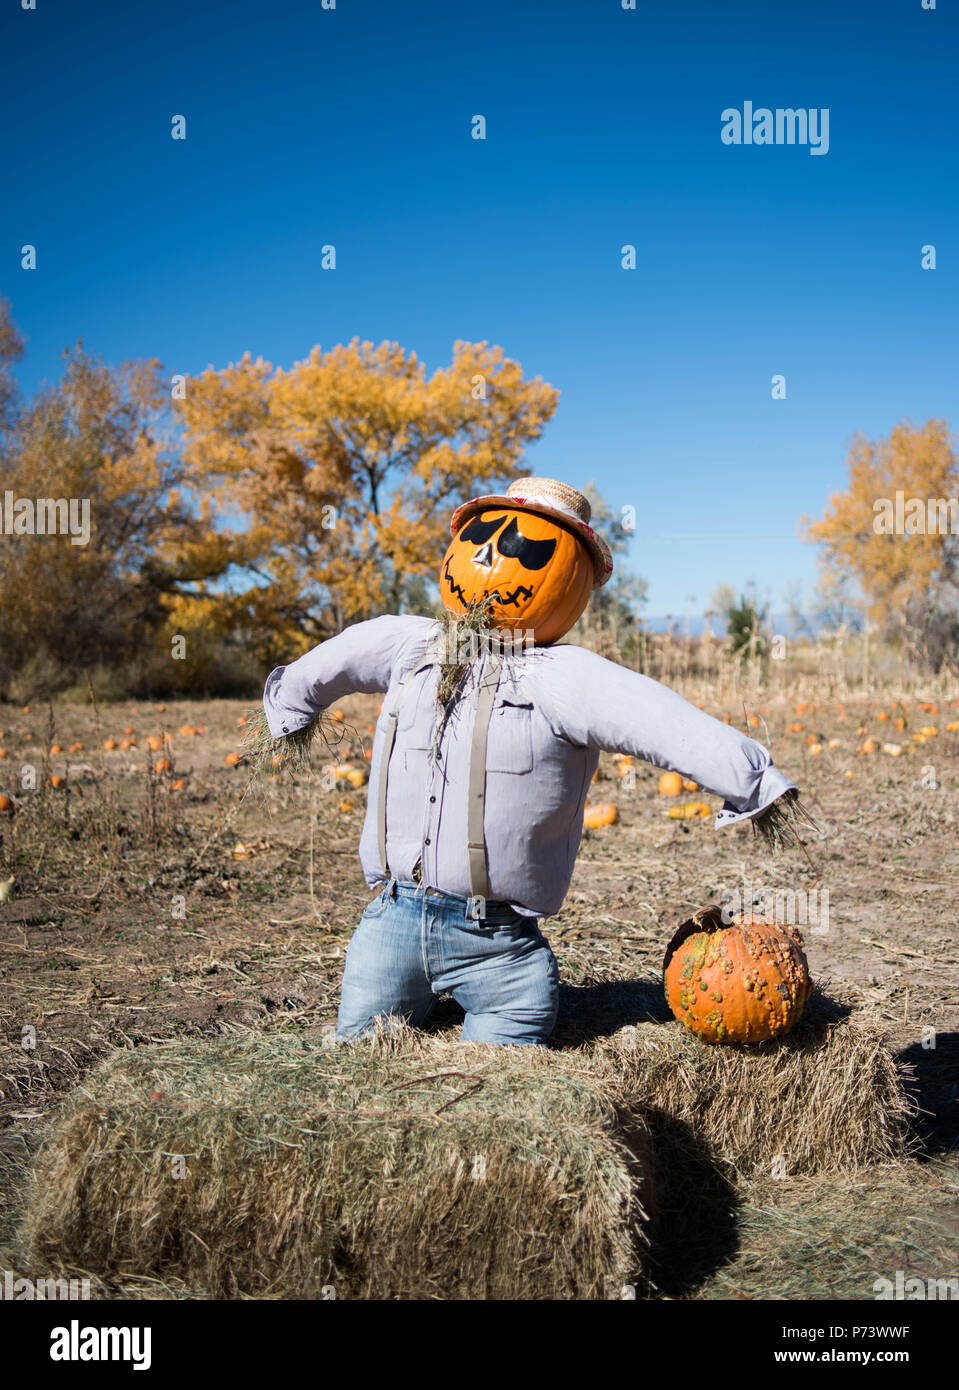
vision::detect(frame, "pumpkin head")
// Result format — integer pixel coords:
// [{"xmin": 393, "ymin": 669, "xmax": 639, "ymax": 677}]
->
[
  {"xmin": 440, "ymin": 506, "xmax": 594, "ymax": 645},
  {"xmin": 663, "ymin": 905, "xmax": 813, "ymax": 1044}
]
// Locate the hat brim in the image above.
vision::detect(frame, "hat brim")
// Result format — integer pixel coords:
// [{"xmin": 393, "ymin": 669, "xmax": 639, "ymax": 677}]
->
[{"xmin": 449, "ymin": 495, "xmax": 614, "ymax": 589}]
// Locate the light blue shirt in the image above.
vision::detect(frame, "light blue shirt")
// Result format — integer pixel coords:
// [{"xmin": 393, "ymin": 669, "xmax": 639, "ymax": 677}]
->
[{"xmin": 263, "ymin": 615, "xmax": 796, "ymax": 917}]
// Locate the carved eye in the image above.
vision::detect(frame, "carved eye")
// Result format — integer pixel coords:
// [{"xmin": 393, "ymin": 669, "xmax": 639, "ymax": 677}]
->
[
  {"xmin": 461, "ymin": 512, "xmax": 509, "ymax": 545},
  {"xmin": 496, "ymin": 517, "xmax": 557, "ymax": 570}
]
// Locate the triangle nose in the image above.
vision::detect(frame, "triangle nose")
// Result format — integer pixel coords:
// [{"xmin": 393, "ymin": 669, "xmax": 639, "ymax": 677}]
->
[{"xmin": 472, "ymin": 542, "xmax": 493, "ymax": 568}]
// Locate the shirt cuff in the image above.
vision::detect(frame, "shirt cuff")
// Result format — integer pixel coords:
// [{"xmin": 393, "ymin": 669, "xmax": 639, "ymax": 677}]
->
[
  {"xmin": 715, "ymin": 763, "xmax": 797, "ymax": 828},
  {"xmin": 262, "ymin": 666, "xmax": 325, "ymax": 740}
]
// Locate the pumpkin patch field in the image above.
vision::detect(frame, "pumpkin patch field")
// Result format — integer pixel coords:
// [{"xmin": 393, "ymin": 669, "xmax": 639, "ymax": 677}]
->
[{"xmin": 0, "ymin": 682, "xmax": 957, "ymax": 1300}]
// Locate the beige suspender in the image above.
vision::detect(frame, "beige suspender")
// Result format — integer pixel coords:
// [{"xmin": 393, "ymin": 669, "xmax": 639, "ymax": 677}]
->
[
  {"xmin": 375, "ymin": 704, "xmax": 399, "ymax": 878},
  {"xmin": 466, "ymin": 653, "xmax": 502, "ymax": 906},
  {"xmin": 376, "ymin": 648, "xmax": 503, "ymax": 910},
  {"xmin": 376, "ymin": 663, "xmax": 421, "ymax": 877}
]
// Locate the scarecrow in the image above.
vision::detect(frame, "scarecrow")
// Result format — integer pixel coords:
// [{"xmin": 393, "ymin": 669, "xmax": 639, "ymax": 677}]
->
[{"xmin": 258, "ymin": 477, "xmax": 806, "ymax": 1047}]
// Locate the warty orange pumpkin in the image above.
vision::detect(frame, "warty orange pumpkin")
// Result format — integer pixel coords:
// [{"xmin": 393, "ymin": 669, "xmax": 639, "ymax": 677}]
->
[
  {"xmin": 439, "ymin": 506, "xmax": 594, "ymax": 645},
  {"xmin": 663, "ymin": 905, "xmax": 814, "ymax": 1044}
]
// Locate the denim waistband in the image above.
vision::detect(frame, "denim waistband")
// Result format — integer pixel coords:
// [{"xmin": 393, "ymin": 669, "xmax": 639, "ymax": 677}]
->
[{"xmin": 379, "ymin": 876, "xmax": 524, "ymax": 922}]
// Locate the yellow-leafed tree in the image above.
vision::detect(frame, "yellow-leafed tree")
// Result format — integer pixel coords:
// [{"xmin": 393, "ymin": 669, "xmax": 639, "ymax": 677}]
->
[
  {"xmin": 0, "ymin": 333, "xmax": 204, "ymax": 695},
  {"xmin": 176, "ymin": 338, "xmax": 559, "ymax": 663},
  {"xmin": 803, "ymin": 419, "xmax": 959, "ymax": 669}
]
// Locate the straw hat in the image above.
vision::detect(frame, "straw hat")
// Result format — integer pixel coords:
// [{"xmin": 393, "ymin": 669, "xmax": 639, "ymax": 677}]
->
[{"xmin": 449, "ymin": 478, "xmax": 614, "ymax": 588}]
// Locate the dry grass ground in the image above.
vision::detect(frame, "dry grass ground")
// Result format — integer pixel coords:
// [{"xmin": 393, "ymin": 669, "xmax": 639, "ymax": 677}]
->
[{"xmin": 0, "ymin": 673, "xmax": 957, "ymax": 1299}]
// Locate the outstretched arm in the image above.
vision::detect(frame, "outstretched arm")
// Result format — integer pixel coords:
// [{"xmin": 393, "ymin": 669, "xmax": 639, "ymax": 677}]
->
[
  {"xmin": 262, "ymin": 615, "xmax": 434, "ymax": 738},
  {"xmin": 534, "ymin": 645, "xmax": 796, "ymax": 826}
]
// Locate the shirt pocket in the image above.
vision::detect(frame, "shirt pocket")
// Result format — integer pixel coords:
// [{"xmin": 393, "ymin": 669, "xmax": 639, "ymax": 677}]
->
[
  {"xmin": 396, "ymin": 666, "xmax": 434, "ymax": 732},
  {"xmin": 403, "ymin": 746, "xmax": 432, "ymax": 775},
  {"xmin": 486, "ymin": 699, "xmax": 534, "ymax": 774}
]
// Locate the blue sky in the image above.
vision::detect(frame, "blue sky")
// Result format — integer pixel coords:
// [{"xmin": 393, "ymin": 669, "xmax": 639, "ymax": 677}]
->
[{"xmin": 3, "ymin": 0, "xmax": 956, "ymax": 618}]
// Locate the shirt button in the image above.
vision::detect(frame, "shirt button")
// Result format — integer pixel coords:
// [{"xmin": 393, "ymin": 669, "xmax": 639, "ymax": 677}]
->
[
  {"xmin": 425, "ymin": 837, "xmax": 431, "ymax": 845},
  {"xmin": 430, "ymin": 795, "xmax": 436, "ymax": 803}
]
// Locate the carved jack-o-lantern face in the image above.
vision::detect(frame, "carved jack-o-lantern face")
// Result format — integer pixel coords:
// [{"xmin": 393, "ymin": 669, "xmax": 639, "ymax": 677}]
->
[{"xmin": 440, "ymin": 507, "xmax": 594, "ymax": 645}]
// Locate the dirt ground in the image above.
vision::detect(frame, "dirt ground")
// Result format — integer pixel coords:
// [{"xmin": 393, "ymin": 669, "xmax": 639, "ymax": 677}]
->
[{"xmin": 1, "ymin": 686, "xmax": 957, "ymax": 1299}]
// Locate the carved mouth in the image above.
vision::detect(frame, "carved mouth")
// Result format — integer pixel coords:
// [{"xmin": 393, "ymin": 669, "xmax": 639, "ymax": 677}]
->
[
  {"xmin": 443, "ymin": 557, "xmax": 532, "ymax": 609},
  {"xmin": 487, "ymin": 584, "xmax": 533, "ymax": 608}
]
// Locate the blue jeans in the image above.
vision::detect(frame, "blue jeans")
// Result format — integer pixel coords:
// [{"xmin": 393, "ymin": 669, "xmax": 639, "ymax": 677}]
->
[{"xmin": 336, "ymin": 879, "xmax": 560, "ymax": 1046}]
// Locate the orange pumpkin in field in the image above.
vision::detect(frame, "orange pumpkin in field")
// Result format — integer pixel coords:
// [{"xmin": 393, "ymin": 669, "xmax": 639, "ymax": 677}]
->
[
  {"xmin": 667, "ymin": 800, "xmax": 711, "ymax": 820},
  {"xmin": 663, "ymin": 905, "xmax": 813, "ymax": 1044},
  {"xmin": 657, "ymin": 770, "xmax": 683, "ymax": 797},
  {"xmin": 439, "ymin": 507, "xmax": 594, "ymax": 646}
]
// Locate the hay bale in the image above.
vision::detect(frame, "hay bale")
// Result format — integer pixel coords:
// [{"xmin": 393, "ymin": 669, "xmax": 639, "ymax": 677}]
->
[
  {"xmin": 21, "ymin": 1032, "xmax": 654, "ymax": 1300},
  {"xmin": 578, "ymin": 1002, "xmax": 915, "ymax": 1177}
]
